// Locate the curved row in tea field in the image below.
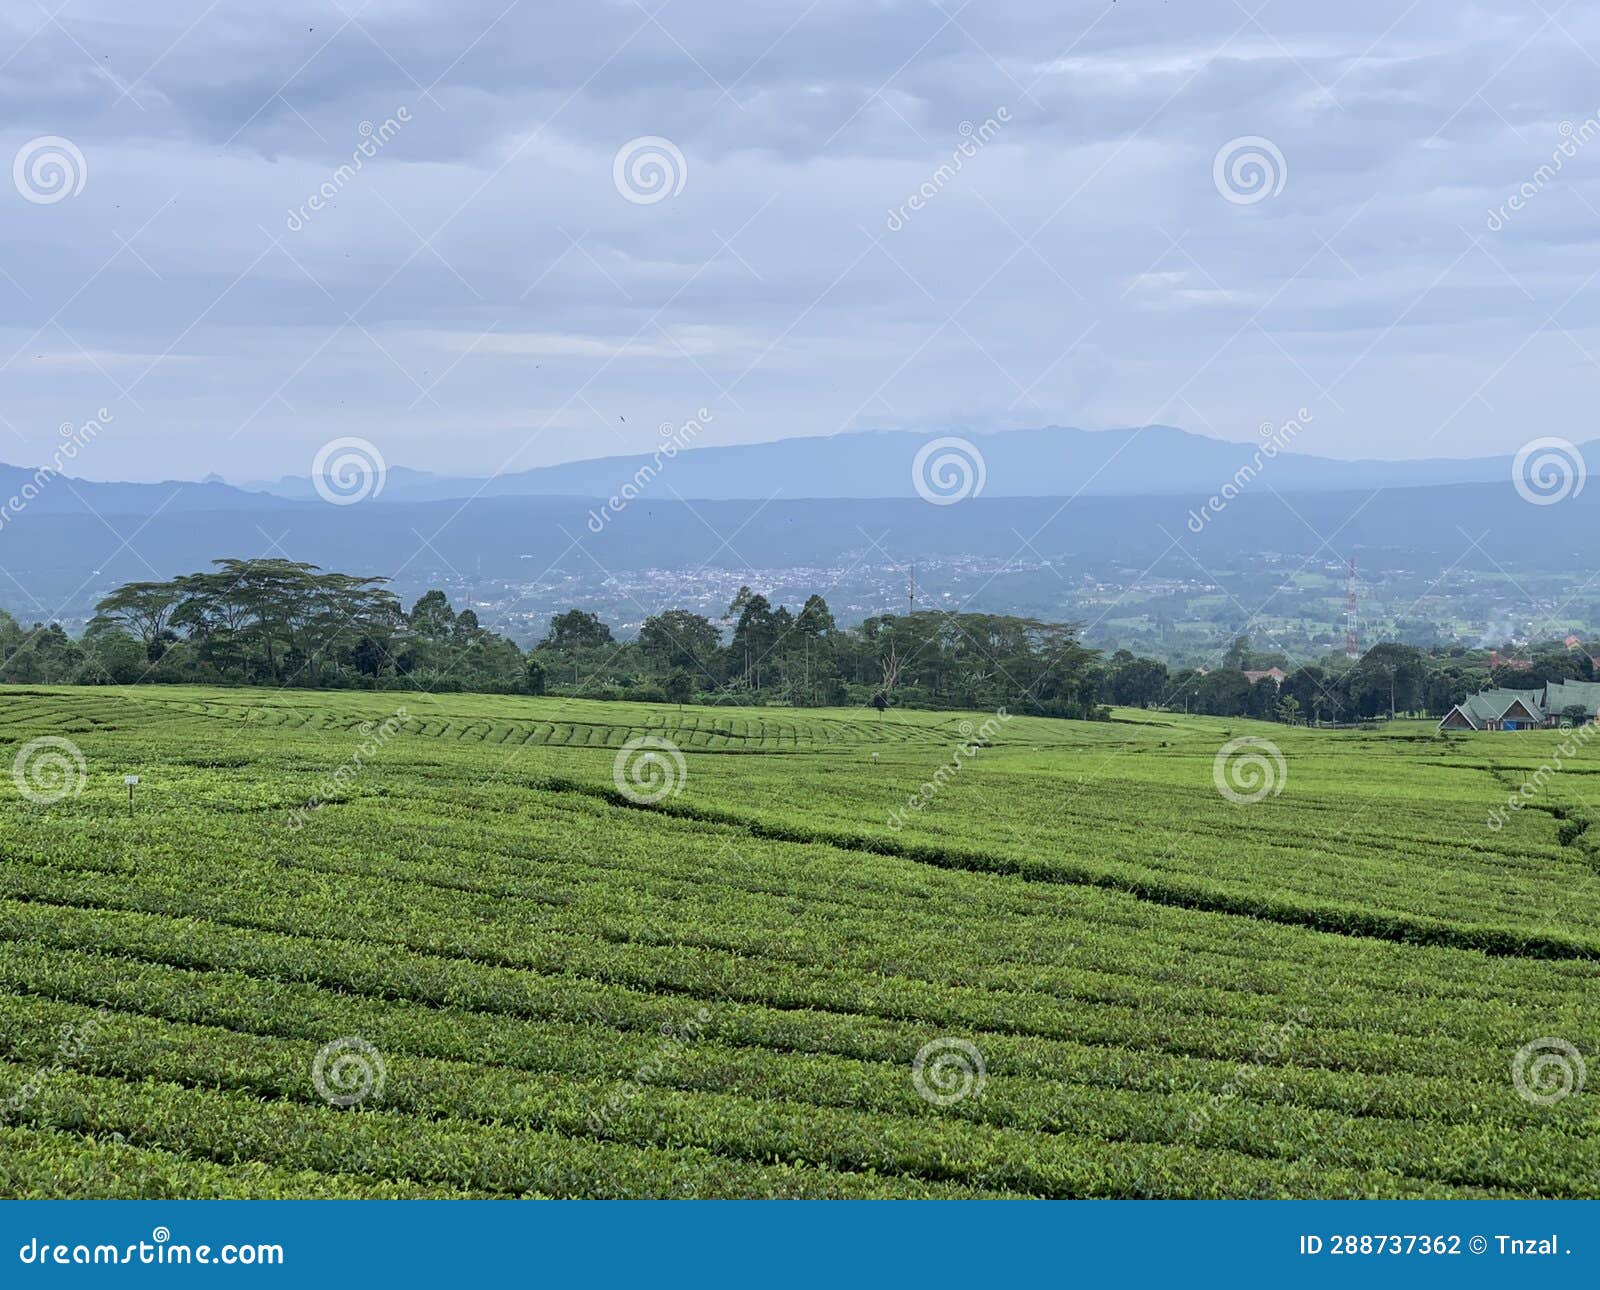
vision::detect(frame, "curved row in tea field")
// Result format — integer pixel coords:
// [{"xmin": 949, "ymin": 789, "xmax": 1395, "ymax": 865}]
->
[{"xmin": 0, "ymin": 685, "xmax": 1593, "ymax": 1197}]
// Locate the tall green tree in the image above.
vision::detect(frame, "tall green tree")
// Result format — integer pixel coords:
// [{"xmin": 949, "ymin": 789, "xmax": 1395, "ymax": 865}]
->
[
  {"xmin": 91, "ymin": 581, "xmax": 182, "ymax": 660},
  {"xmin": 638, "ymin": 610, "xmax": 721, "ymax": 677},
  {"xmin": 540, "ymin": 609, "xmax": 614, "ymax": 652}
]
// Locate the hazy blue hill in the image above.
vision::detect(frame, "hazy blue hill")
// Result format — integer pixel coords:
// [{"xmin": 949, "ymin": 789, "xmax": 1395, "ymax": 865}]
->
[
  {"xmin": 11, "ymin": 426, "xmax": 1584, "ymax": 516},
  {"xmin": 243, "ymin": 425, "xmax": 1575, "ymax": 503},
  {"xmin": 4, "ymin": 479, "xmax": 1596, "ymax": 623},
  {"xmin": 0, "ymin": 463, "xmax": 293, "ymax": 515}
]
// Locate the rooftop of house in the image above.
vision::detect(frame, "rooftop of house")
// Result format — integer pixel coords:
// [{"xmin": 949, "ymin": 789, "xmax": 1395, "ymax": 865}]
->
[
  {"xmin": 1445, "ymin": 687, "xmax": 1546, "ymax": 729},
  {"xmin": 1242, "ymin": 667, "xmax": 1287, "ymax": 684},
  {"xmin": 1545, "ymin": 679, "xmax": 1600, "ymax": 713}
]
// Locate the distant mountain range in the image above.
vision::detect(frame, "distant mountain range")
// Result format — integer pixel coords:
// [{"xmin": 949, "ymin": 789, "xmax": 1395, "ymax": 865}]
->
[
  {"xmin": 1, "ymin": 425, "xmax": 1578, "ymax": 516},
  {"xmin": 238, "ymin": 425, "xmax": 1561, "ymax": 504},
  {"xmin": 2, "ymin": 425, "xmax": 1590, "ymax": 629},
  {"xmin": 4, "ymin": 479, "xmax": 1597, "ymax": 623},
  {"xmin": 0, "ymin": 463, "xmax": 298, "ymax": 516}
]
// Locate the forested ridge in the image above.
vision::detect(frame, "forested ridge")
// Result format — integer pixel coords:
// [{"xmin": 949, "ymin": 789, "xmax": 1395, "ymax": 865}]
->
[{"xmin": 0, "ymin": 557, "xmax": 1585, "ymax": 722}]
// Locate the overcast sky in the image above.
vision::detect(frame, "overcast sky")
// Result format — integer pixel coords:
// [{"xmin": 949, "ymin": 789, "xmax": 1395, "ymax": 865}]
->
[{"xmin": 2, "ymin": 0, "xmax": 1598, "ymax": 481}]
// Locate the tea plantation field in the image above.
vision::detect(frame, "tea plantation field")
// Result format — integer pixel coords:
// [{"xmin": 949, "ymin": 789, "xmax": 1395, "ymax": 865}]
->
[{"xmin": 0, "ymin": 684, "xmax": 1595, "ymax": 1198}]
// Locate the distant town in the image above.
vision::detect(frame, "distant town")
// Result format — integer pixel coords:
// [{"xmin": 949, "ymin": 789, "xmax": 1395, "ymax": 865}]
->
[{"xmin": 367, "ymin": 551, "xmax": 1600, "ymax": 670}]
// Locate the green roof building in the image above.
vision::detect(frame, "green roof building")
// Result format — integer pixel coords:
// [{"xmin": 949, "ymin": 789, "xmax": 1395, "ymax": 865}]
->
[
  {"xmin": 1437, "ymin": 688, "xmax": 1546, "ymax": 731},
  {"xmin": 1437, "ymin": 679, "xmax": 1600, "ymax": 730},
  {"xmin": 1544, "ymin": 679, "xmax": 1600, "ymax": 722}
]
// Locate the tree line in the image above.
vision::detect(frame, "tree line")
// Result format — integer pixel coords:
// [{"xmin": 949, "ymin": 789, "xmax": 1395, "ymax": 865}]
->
[
  {"xmin": 0, "ymin": 558, "xmax": 1581, "ymax": 722},
  {"xmin": 1110, "ymin": 636, "xmax": 1598, "ymax": 724},
  {"xmin": 0, "ymin": 559, "xmax": 1102, "ymax": 716}
]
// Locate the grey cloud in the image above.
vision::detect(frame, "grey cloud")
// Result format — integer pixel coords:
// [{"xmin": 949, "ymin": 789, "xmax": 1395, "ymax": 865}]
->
[{"xmin": 0, "ymin": 1, "xmax": 1597, "ymax": 484}]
